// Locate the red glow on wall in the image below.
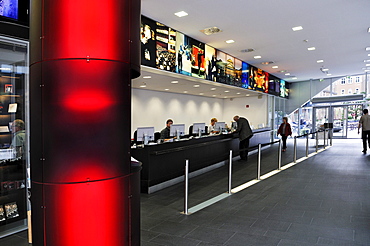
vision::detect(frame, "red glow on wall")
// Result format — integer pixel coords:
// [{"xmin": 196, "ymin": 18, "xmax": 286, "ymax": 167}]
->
[
  {"xmin": 63, "ymin": 90, "xmax": 115, "ymax": 113},
  {"xmin": 44, "ymin": 177, "xmax": 129, "ymax": 246}
]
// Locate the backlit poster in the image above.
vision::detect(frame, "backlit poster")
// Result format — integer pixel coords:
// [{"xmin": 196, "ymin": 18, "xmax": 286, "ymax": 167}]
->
[
  {"xmin": 280, "ymin": 80, "xmax": 289, "ymax": 98},
  {"xmin": 241, "ymin": 62, "xmax": 249, "ymax": 89},
  {"xmin": 225, "ymin": 55, "xmax": 235, "ymax": 85},
  {"xmin": 0, "ymin": 0, "xmax": 18, "ymax": 20},
  {"xmin": 249, "ymin": 66, "xmax": 269, "ymax": 93},
  {"xmin": 175, "ymin": 32, "xmax": 192, "ymax": 76},
  {"xmin": 268, "ymin": 75, "xmax": 280, "ymax": 96},
  {"xmin": 140, "ymin": 16, "xmax": 156, "ymax": 68},
  {"xmin": 216, "ymin": 50, "xmax": 227, "ymax": 83},
  {"xmin": 205, "ymin": 45, "xmax": 216, "ymax": 81},
  {"xmin": 156, "ymin": 22, "xmax": 176, "ymax": 72},
  {"xmin": 234, "ymin": 58, "xmax": 242, "ymax": 87},
  {"xmin": 190, "ymin": 40, "xmax": 205, "ymax": 79}
]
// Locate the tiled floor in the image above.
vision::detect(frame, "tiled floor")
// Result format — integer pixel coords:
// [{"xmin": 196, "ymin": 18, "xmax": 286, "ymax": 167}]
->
[{"xmin": 1, "ymin": 138, "xmax": 370, "ymax": 245}]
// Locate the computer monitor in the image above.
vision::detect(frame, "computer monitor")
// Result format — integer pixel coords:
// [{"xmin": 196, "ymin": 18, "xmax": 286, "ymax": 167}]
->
[
  {"xmin": 170, "ymin": 124, "xmax": 185, "ymax": 137},
  {"xmin": 136, "ymin": 127, "xmax": 155, "ymax": 142},
  {"xmin": 231, "ymin": 121, "xmax": 237, "ymax": 130},
  {"xmin": 192, "ymin": 123, "xmax": 206, "ymax": 134},
  {"xmin": 214, "ymin": 122, "xmax": 226, "ymax": 132}
]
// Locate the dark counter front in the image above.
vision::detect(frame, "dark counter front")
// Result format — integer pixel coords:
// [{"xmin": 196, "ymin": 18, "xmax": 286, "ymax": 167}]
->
[{"xmin": 131, "ymin": 128, "xmax": 272, "ymax": 193}]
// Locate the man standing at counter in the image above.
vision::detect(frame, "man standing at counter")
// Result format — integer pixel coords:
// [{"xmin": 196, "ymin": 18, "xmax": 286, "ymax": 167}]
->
[
  {"xmin": 160, "ymin": 119, "xmax": 173, "ymax": 140},
  {"xmin": 233, "ymin": 115, "xmax": 253, "ymax": 161}
]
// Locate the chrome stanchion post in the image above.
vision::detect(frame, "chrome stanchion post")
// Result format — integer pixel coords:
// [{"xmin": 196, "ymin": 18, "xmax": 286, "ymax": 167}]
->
[
  {"xmin": 184, "ymin": 159, "xmax": 189, "ymax": 215},
  {"xmin": 330, "ymin": 129, "xmax": 333, "ymax": 146},
  {"xmin": 323, "ymin": 129, "xmax": 326, "ymax": 149},
  {"xmin": 228, "ymin": 150, "xmax": 232, "ymax": 194},
  {"xmin": 278, "ymin": 139, "xmax": 282, "ymax": 170},
  {"xmin": 315, "ymin": 131, "xmax": 318, "ymax": 152},
  {"xmin": 305, "ymin": 133, "xmax": 309, "ymax": 157},
  {"xmin": 257, "ymin": 144, "xmax": 261, "ymax": 180},
  {"xmin": 293, "ymin": 136, "xmax": 297, "ymax": 163}
]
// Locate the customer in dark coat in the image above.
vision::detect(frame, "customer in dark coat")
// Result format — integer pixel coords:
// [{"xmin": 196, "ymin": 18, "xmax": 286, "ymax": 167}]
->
[
  {"xmin": 233, "ymin": 115, "xmax": 253, "ymax": 161},
  {"xmin": 277, "ymin": 117, "xmax": 292, "ymax": 152}
]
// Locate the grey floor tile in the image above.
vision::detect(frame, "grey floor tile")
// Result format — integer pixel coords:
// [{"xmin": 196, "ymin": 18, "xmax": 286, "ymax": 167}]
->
[
  {"xmin": 185, "ymin": 226, "xmax": 235, "ymax": 244},
  {"xmin": 225, "ymin": 232, "xmax": 281, "ymax": 246}
]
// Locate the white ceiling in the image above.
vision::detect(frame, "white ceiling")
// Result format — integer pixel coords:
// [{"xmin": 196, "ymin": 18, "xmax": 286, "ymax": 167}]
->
[{"xmin": 134, "ymin": 0, "xmax": 370, "ymax": 98}]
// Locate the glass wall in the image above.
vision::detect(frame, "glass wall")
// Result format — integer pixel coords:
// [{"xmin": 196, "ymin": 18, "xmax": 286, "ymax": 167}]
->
[{"xmin": 0, "ymin": 36, "xmax": 29, "ymax": 237}]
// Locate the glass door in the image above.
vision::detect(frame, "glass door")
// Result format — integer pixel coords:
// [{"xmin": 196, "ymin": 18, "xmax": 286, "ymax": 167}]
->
[
  {"xmin": 313, "ymin": 107, "xmax": 329, "ymax": 132},
  {"xmin": 332, "ymin": 106, "xmax": 347, "ymax": 138}
]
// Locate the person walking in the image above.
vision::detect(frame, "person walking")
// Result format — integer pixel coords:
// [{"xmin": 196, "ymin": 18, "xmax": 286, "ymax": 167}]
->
[
  {"xmin": 277, "ymin": 117, "xmax": 292, "ymax": 152},
  {"xmin": 358, "ymin": 109, "xmax": 370, "ymax": 154}
]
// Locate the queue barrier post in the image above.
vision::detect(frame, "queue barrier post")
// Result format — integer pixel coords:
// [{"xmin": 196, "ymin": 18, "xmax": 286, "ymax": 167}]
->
[
  {"xmin": 293, "ymin": 136, "xmax": 297, "ymax": 163},
  {"xmin": 257, "ymin": 144, "xmax": 261, "ymax": 180},
  {"xmin": 228, "ymin": 150, "xmax": 232, "ymax": 194},
  {"xmin": 184, "ymin": 159, "xmax": 189, "ymax": 215},
  {"xmin": 278, "ymin": 139, "xmax": 282, "ymax": 170},
  {"xmin": 305, "ymin": 133, "xmax": 309, "ymax": 157}
]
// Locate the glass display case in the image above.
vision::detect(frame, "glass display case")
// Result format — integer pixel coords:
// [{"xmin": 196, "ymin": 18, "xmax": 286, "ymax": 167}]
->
[{"xmin": 0, "ymin": 36, "xmax": 29, "ymax": 238}]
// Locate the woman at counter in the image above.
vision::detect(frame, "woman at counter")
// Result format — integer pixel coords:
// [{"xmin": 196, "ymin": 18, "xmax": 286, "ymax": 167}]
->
[{"xmin": 208, "ymin": 118, "xmax": 218, "ymax": 134}]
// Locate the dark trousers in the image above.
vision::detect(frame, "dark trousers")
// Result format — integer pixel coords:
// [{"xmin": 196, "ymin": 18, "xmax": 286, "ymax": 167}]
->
[
  {"xmin": 239, "ymin": 138, "xmax": 250, "ymax": 160},
  {"xmin": 362, "ymin": 130, "xmax": 370, "ymax": 151},
  {"xmin": 281, "ymin": 135, "xmax": 288, "ymax": 149}
]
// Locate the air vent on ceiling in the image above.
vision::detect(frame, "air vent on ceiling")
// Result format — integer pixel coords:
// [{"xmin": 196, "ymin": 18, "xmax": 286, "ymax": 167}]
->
[
  {"xmin": 200, "ymin": 27, "xmax": 222, "ymax": 35},
  {"xmin": 240, "ymin": 48, "xmax": 254, "ymax": 53}
]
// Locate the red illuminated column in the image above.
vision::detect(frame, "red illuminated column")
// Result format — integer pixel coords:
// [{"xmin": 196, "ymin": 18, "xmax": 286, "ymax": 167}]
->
[{"xmin": 29, "ymin": 1, "xmax": 140, "ymax": 245}]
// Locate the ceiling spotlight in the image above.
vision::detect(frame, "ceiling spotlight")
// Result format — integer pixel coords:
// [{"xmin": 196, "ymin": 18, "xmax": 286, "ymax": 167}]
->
[
  {"xmin": 171, "ymin": 80, "xmax": 178, "ymax": 84},
  {"xmin": 261, "ymin": 61, "xmax": 274, "ymax": 65},
  {"xmin": 368, "ymin": 27, "xmax": 370, "ymax": 33},
  {"xmin": 254, "ymin": 55, "xmax": 262, "ymax": 59},
  {"xmin": 140, "ymin": 84, "xmax": 147, "ymax": 88},
  {"xmin": 246, "ymin": 94, "xmax": 250, "ymax": 97},
  {"xmin": 164, "ymin": 89, "xmax": 169, "ymax": 91},
  {"xmin": 317, "ymin": 60, "xmax": 324, "ymax": 63},
  {"xmin": 292, "ymin": 26, "xmax": 303, "ymax": 31},
  {"xmin": 174, "ymin": 11, "xmax": 188, "ymax": 17},
  {"xmin": 292, "ymin": 77, "xmax": 298, "ymax": 80},
  {"xmin": 184, "ymin": 91, "xmax": 188, "ymax": 93},
  {"xmin": 225, "ymin": 40, "xmax": 235, "ymax": 44},
  {"xmin": 193, "ymin": 84, "xmax": 200, "ymax": 87},
  {"xmin": 307, "ymin": 47, "xmax": 316, "ymax": 51},
  {"xmin": 322, "ymin": 68, "xmax": 329, "ymax": 71},
  {"xmin": 143, "ymin": 76, "xmax": 151, "ymax": 79},
  {"xmin": 211, "ymin": 88, "xmax": 216, "ymax": 90},
  {"xmin": 327, "ymin": 73, "xmax": 332, "ymax": 76},
  {"xmin": 272, "ymin": 66, "xmax": 279, "ymax": 69},
  {"xmin": 224, "ymin": 90, "xmax": 230, "ymax": 93},
  {"xmin": 236, "ymin": 92, "xmax": 241, "ymax": 95},
  {"xmin": 199, "ymin": 93, "xmax": 204, "ymax": 95},
  {"xmin": 280, "ymin": 70, "xmax": 286, "ymax": 73},
  {"xmin": 285, "ymin": 73, "xmax": 291, "ymax": 76},
  {"xmin": 364, "ymin": 60, "xmax": 370, "ymax": 63},
  {"xmin": 366, "ymin": 47, "xmax": 370, "ymax": 51}
]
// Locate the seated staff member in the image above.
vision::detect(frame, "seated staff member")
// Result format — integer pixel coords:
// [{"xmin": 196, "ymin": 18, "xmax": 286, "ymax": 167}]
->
[
  {"xmin": 208, "ymin": 118, "xmax": 218, "ymax": 134},
  {"xmin": 160, "ymin": 119, "xmax": 173, "ymax": 140}
]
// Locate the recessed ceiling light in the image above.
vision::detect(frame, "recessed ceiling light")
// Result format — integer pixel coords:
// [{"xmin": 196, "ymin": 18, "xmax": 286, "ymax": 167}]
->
[
  {"xmin": 184, "ymin": 91, "xmax": 188, "ymax": 93},
  {"xmin": 321, "ymin": 68, "xmax": 329, "ymax": 71},
  {"xmin": 200, "ymin": 27, "xmax": 222, "ymax": 35},
  {"xmin": 280, "ymin": 70, "xmax": 286, "ymax": 73},
  {"xmin": 292, "ymin": 77, "xmax": 298, "ymax": 80},
  {"xmin": 317, "ymin": 60, "xmax": 324, "ymax": 63},
  {"xmin": 140, "ymin": 85, "xmax": 146, "ymax": 88},
  {"xmin": 194, "ymin": 85, "xmax": 200, "ymax": 87},
  {"xmin": 261, "ymin": 61, "xmax": 274, "ymax": 65},
  {"xmin": 171, "ymin": 80, "xmax": 178, "ymax": 84},
  {"xmin": 272, "ymin": 66, "xmax": 279, "ymax": 69},
  {"xmin": 246, "ymin": 94, "xmax": 250, "ymax": 97},
  {"xmin": 211, "ymin": 88, "xmax": 216, "ymax": 90},
  {"xmin": 327, "ymin": 73, "xmax": 332, "ymax": 76},
  {"xmin": 292, "ymin": 26, "xmax": 303, "ymax": 31},
  {"xmin": 164, "ymin": 89, "xmax": 169, "ymax": 91},
  {"xmin": 285, "ymin": 73, "xmax": 290, "ymax": 76},
  {"xmin": 224, "ymin": 90, "xmax": 230, "ymax": 93},
  {"xmin": 365, "ymin": 69, "xmax": 370, "ymax": 72},
  {"xmin": 366, "ymin": 47, "xmax": 370, "ymax": 51},
  {"xmin": 254, "ymin": 55, "xmax": 262, "ymax": 59},
  {"xmin": 212, "ymin": 95, "xmax": 216, "ymax": 97},
  {"xmin": 364, "ymin": 60, "xmax": 370, "ymax": 63},
  {"xmin": 174, "ymin": 11, "xmax": 188, "ymax": 17},
  {"xmin": 199, "ymin": 93, "xmax": 204, "ymax": 95},
  {"xmin": 143, "ymin": 76, "xmax": 151, "ymax": 79},
  {"xmin": 236, "ymin": 92, "xmax": 241, "ymax": 95},
  {"xmin": 366, "ymin": 64, "xmax": 370, "ymax": 66},
  {"xmin": 307, "ymin": 47, "xmax": 316, "ymax": 51},
  {"xmin": 224, "ymin": 96, "xmax": 228, "ymax": 98},
  {"xmin": 226, "ymin": 40, "xmax": 235, "ymax": 44},
  {"xmin": 368, "ymin": 54, "xmax": 370, "ymax": 56},
  {"xmin": 368, "ymin": 27, "xmax": 370, "ymax": 33}
]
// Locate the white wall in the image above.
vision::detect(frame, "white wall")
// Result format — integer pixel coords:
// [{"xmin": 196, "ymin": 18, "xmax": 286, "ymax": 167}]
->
[
  {"xmin": 223, "ymin": 95, "xmax": 268, "ymax": 129},
  {"xmin": 131, "ymin": 88, "xmax": 269, "ymax": 136}
]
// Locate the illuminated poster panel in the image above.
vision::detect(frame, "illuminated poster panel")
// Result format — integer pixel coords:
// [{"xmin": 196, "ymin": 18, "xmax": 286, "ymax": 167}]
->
[
  {"xmin": 140, "ymin": 16, "xmax": 156, "ymax": 68},
  {"xmin": 234, "ymin": 58, "xmax": 242, "ymax": 87},
  {"xmin": 280, "ymin": 80, "xmax": 289, "ymax": 98},
  {"xmin": 268, "ymin": 75, "xmax": 280, "ymax": 96},
  {"xmin": 216, "ymin": 50, "xmax": 227, "ymax": 83},
  {"xmin": 175, "ymin": 32, "xmax": 192, "ymax": 76},
  {"xmin": 241, "ymin": 62, "xmax": 249, "ymax": 89},
  {"xmin": 225, "ymin": 55, "xmax": 235, "ymax": 85},
  {"xmin": 190, "ymin": 40, "xmax": 205, "ymax": 79},
  {"xmin": 156, "ymin": 22, "xmax": 176, "ymax": 72},
  {"xmin": 205, "ymin": 44, "xmax": 216, "ymax": 81},
  {"xmin": 0, "ymin": 0, "xmax": 18, "ymax": 20},
  {"xmin": 249, "ymin": 66, "xmax": 269, "ymax": 93}
]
